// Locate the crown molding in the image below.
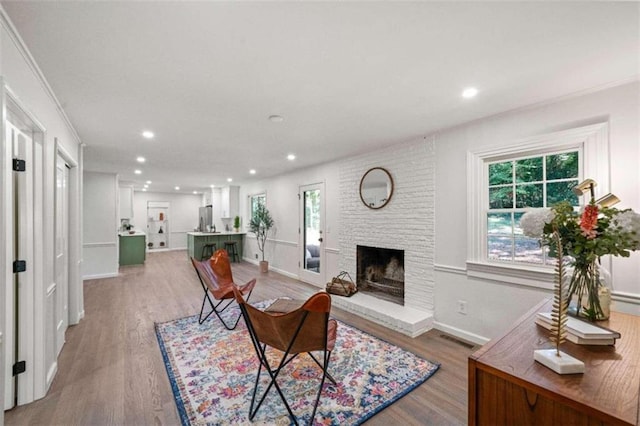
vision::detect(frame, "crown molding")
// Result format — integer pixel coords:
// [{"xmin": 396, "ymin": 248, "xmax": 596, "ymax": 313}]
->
[{"xmin": 0, "ymin": 4, "xmax": 82, "ymax": 146}]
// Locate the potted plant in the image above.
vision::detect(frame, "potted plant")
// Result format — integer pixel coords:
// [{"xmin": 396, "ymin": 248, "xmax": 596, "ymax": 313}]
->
[
  {"xmin": 233, "ymin": 215, "xmax": 241, "ymax": 232},
  {"xmin": 249, "ymin": 203, "xmax": 274, "ymax": 272}
]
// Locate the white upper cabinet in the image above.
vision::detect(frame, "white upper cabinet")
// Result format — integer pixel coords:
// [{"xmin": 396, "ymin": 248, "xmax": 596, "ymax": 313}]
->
[
  {"xmin": 119, "ymin": 186, "xmax": 133, "ymax": 219},
  {"xmin": 220, "ymin": 186, "xmax": 239, "ymax": 218}
]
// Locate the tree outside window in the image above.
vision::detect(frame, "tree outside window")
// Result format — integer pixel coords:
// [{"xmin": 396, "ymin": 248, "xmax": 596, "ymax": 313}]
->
[{"xmin": 487, "ymin": 151, "xmax": 579, "ymax": 264}]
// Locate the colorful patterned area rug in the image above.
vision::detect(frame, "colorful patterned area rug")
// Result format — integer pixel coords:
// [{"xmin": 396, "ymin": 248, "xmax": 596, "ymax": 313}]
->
[{"xmin": 155, "ymin": 299, "xmax": 439, "ymax": 425}]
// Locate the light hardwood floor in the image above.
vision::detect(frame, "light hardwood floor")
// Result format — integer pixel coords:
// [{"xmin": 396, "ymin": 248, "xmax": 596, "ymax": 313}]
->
[{"xmin": 6, "ymin": 250, "xmax": 477, "ymax": 425}]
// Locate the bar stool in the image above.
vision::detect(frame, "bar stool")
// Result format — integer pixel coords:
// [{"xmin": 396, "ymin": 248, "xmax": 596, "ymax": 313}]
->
[
  {"xmin": 201, "ymin": 243, "xmax": 217, "ymax": 260},
  {"xmin": 224, "ymin": 241, "xmax": 240, "ymax": 263}
]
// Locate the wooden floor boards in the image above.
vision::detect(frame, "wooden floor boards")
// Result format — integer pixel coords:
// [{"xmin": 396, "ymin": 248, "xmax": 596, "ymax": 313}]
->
[{"xmin": 5, "ymin": 250, "xmax": 477, "ymax": 425}]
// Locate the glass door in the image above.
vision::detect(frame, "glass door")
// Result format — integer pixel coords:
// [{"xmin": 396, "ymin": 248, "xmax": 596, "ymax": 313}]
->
[{"xmin": 299, "ymin": 183, "xmax": 324, "ymax": 286}]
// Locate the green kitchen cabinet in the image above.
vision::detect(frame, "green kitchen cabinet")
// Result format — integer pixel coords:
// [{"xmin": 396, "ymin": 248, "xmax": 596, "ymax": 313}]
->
[
  {"xmin": 119, "ymin": 234, "xmax": 146, "ymax": 266},
  {"xmin": 187, "ymin": 232, "xmax": 245, "ymax": 261}
]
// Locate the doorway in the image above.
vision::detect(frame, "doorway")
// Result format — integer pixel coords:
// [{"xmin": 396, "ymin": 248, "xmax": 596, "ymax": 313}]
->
[
  {"xmin": 55, "ymin": 154, "xmax": 69, "ymax": 356},
  {"xmin": 299, "ymin": 183, "xmax": 325, "ymax": 286}
]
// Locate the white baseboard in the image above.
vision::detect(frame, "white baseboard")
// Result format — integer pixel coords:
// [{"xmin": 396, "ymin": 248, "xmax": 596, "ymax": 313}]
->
[
  {"xmin": 45, "ymin": 361, "xmax": 58, "ymax": 391},
  {"xmin": 82, "ymin": 272, "xmax": 119, "ymax": 280},
  {"xmin": 241, "ymin": 257, "xmax": 299, "ymax": 280},
  {"xmin": 433, "ymin": 321, "xmax": 490, "ymax": 346}
]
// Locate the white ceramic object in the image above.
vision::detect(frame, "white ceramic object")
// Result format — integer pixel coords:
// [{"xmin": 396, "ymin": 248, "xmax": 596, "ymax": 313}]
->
[{"xmin": 534, "ymin": 349, "xmax": 585, "ymax": 374}]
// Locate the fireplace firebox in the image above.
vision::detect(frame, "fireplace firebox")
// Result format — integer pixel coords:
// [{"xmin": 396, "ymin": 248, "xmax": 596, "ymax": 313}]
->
[{"xmin": 356, "ymin": 245, "xmax": 404, "ymax": 305}]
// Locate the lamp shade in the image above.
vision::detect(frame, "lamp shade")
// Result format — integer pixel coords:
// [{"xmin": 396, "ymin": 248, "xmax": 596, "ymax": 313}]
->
[
  {"xmin": 572, "ymin": 179, "xmax": 597, "ymax": 197},
  {"xmin": 596, "ymin": 193, "xmax": 621, "ymax": 208}
]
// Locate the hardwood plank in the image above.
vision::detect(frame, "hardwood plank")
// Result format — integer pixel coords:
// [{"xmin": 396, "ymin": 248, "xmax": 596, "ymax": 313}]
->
[{"xmin": 5, "ymin": 250, "xmax": 477, "ymax": 425}]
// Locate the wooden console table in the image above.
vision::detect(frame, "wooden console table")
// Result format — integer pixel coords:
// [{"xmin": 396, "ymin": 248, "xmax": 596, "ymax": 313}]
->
[{"xmin": 469, "ymin": 299, "xmax": 640, "ymax": 425}]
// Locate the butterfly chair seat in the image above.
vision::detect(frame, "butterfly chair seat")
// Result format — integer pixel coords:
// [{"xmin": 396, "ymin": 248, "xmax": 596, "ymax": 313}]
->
[
  {"xmin": 234, "ymin": 289, "xmax": 338, "ymax": 425},
  {"xmin": 191, "ymin": 249, "xmax": 256, "ymax": 330}
]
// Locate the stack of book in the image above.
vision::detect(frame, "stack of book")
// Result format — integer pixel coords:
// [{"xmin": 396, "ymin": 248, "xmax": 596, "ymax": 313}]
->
[{"xmin": 535, "ymin": 312, "xmax": 620, "ymax": 345}]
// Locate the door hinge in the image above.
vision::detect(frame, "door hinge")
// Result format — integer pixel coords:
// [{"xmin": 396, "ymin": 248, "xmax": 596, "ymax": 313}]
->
[
  {"xmin": 13, "ymin": 158, "xmax": 26, "ymax": 172},
  {"xmin": 13, "ymin": 260, "xmax": 26, "ymax": 273},
  {"xmin": 12, "ymin": 361, "xmax": 26, "ymax": 376}
]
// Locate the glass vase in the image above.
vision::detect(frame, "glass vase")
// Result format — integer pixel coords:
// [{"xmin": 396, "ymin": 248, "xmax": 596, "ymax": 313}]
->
[{"xmin": 566, "ymin": 259, "xmax": 610, "ymax": 321}]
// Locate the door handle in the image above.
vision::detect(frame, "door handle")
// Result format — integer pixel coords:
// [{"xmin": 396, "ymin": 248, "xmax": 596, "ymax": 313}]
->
[{"xmin": 318, "ymin": 237, "xmax": 323, "ymax": 242}]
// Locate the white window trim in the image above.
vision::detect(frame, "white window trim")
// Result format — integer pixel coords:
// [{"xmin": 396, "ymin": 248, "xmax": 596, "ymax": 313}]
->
[
  {"xmin": 466, "ymin": 122, "xmax": 610, "ymax": 288},
  {"xmin": 247, "ymin": 191, "xmax": 267, "ymax": 229}
]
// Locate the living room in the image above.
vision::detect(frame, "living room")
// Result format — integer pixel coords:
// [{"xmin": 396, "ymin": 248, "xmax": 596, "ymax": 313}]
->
[{"xmin": 1, "ymin": 2, "xmax": 639, "ymax": 425}]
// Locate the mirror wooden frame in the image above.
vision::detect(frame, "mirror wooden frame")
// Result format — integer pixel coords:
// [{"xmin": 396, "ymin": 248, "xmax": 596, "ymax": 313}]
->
[{"xmin": 359, "ymin": 167, "xmax": 394, "ymax": 209}]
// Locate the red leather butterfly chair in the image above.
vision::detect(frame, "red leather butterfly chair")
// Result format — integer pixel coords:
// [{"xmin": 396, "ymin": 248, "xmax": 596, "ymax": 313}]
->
[
  {"xmin": 191, "ymin": 249, "xmax": 256, "ymax": 330},
  {"xmin": 234, "ymin": 289, "xmax": 338, "ymax": 425}
]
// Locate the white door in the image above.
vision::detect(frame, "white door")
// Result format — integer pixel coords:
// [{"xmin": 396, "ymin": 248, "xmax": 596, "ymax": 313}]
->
[
  {"xmin": 55, "ymin": 155, "xmax": 69, "ymax": 355},
  {"xmin": 299, "ymin": 183, "xmax": 325, "ymax": 286},
  {"xmin": 4, "ymin": 122, "xmax": 33, "ymax": 410}
]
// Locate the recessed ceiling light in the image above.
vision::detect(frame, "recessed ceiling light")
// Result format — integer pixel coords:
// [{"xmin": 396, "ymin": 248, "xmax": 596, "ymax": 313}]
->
[
  {"xmin": 268, "ymin": 115, "xmax": 284, "ymax": 123},
  {"xmin": 146, "ymin": 180, "xmax": 152, "ymax": 184},
  {"xmin": 142, "ymin": 130, "xmax": 154, "ymax": 139},
  {"xmin": 462, "ymin": 87, "xmax": 478, "ymax": 99},
  {"xmin": 134, "ymin": 169, "xmax": 142, "ymax": 175},
  {"xmin": 249, "ymin": 169, "xmax": 256, "ymax": 175},
  {"xmin": 175, "ymin": 186, "xmax": 180, "ymax": 190},
  {"xmin": 227, "ymin": 178, "xmax": 233, "ymax": 182},
  {"xmin": 142, "ymin": 188, "xmax": 147, "ymax": 192},
  {"xmin": 193, "ymin": 191, "xmax": 198, "ymax": 194},
  {"xmin": 287, "ymin": 154, "xmax": 296, "ymax": 161},
  {"xmin": 136, "ymin": 156, "xmax": 145, "ymax": 163},
  {"xmin": 210, "ymin": 184, "xmax": 215, "ymax": 188},
  {"xmin": 143, "ymin": 184, "xmax": 148, "ymax": 188}
]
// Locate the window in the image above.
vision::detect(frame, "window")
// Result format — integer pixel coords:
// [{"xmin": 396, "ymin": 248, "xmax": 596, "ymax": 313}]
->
[
  {"xmin": 249, "ymin": 193, "xmax": 266, "ymax": 220},
  {"xmin": 466, "ymin": 122, "xmax": 609, "ymax": 288},
  {"xmin": 487, "ymin": 150, "xmax": 579, "ymax": 265}
]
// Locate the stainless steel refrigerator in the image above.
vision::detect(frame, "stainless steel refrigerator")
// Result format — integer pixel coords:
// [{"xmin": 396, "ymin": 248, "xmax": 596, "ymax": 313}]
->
[{"xmin": 199, "ymin": 206, "xmax": 212, "ymax": 232}]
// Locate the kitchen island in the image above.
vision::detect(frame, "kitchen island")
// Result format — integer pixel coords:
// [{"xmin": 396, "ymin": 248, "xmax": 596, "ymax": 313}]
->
[
  {"xmin": 119, "ymin": 230, "xmax": 146, "ymax": 266},
  {"xmin": 187, "ymin": 231, "xmax": 245, "ymax": 261}
]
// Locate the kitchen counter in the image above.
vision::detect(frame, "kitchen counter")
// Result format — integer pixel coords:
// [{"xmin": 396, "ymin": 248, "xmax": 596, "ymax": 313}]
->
[
  {"xmin": 187, "ymin": 232, "xmax": 245, "ymax": 261},
  {"xmin": 119, "ymin": 230, "xmax": 146, "ymax": 237}
]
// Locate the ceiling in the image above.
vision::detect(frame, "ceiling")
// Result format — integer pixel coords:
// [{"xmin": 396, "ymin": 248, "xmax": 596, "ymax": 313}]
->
[{"xmin": 2, "ymin": 1, "xmax": 638, "ymax": 193}]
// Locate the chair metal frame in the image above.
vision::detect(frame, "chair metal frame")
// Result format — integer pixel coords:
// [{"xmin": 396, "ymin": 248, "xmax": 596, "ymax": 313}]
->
[
  {"xmin": 234, "ymin": 289, "xmax": 337, "ymax": 425},
  {"xmin": 191, "ymin": 250, "xmax": 256, "ymax": 330}
]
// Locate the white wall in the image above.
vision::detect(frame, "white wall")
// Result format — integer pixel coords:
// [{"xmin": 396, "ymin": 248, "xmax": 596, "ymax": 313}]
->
[
  {"xmin": 0, "ymin": 7, "xmax": 84, "ymax": 413},
  {"xmin": 434, "ymin": 81, "xmax": 640, "ymax": 343},
  {"xmin": 239, "ymin": 162, "xmax": 342, "ymax": 281},
  {"xmin": 238, "ymin": 82, "xmax": 639, "ymax": 344},
  {"xmin": 133, "ymin": 191, "xmax": 202, "ymax": 250},
  {"xmin": 82, "ymin": 172, "xmax": 118, "ymax": 279}
]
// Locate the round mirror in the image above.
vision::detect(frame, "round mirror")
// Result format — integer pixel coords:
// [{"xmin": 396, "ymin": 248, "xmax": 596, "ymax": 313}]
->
[{"xmin": 359, "ymin": 167, "xmax": 394, "ymax": 209}]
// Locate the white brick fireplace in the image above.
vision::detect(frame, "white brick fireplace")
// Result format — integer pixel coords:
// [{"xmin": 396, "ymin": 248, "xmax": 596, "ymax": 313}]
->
[{"xmin": 336, "ymin": 137, "xmax": 435, "ymax": 337}]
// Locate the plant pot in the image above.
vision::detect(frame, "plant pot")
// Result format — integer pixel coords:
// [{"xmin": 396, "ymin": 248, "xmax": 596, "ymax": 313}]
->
[{"xmin": 259, "ymin": 260, "xmax": 269, "ymax": 273}]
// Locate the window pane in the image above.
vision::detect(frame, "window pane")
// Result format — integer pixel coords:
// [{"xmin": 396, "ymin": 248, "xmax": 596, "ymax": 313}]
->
[
  {"xmin": 547, "ymin": 152, "xmax": 578, "ymax": 180},
  {"xmin": 547, "ymin": 180, "xmax": 579, "ymax": 206},
  {"xmin": 488, "ymin": 236, "xmax": 513, "ymax": 261},
  {"xmin": 513, "ymin": 212, "xmax": 525, "ymax": 235},
  {"xmin": 489, "ymin": 187, "xmax": 513, "ymax": 209},
  {"xmin": 488, "ymin": 213, "xmax": 512, "ymax": 235},
  {"xmin": 514, "ymin": 237, "xmax": 544, "ymax": 264},
  {"xmin": 515, "ymin": 183, "xmax": 543, "ymax": 208},
  {"xmin": 515, "ymin": 157, "xmax": 543, "ymax": 183},
  {"xmin": 489, "ymin": 162, "xmax": 512, "ymax": 185}
]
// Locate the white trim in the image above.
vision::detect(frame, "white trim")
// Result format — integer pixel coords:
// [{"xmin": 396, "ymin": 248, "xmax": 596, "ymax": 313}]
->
[
  {"xmin": 82, "ymin": 272, "xmax": 119, "ymax": 280},
  {"xmin": 467, "ymin": 122, "xmax": 609, "ymax": 285},
  {"xmin": 45, "ymin": 362, "xmax": 57, "ymax": 390},
  {"xmin": 240, "ymin": 257, "xmax": 299, "ymax": 279},
  {"xmin": 0, "ymin": 6, "xmax": 82, "ymax": 146},
  {"xmin": 269, "ymin": 238, "xmax": 297, "ymax": 247},
  {"xmin": 45, "ymin": 283, "xmax": 56, "ymax": 297},
  {"xmin": 611, "ymin": 291, "xmax": 640, "ymax": 305},
  {"xmin": 325, "ymin": 247, "xmax": 340, "ymax": 254},
  {"xmin": 434, "ymin": 263, "xmax": 466, "ymax": 275},
  {"xmin": 83, "ymin": 242, "xmax": 117, "ymax": 248},
  {"xmin": 466, "ymin": 261, "xmax": 554, "ymax": 290},
  {"xmin": 433, "ymin": 321, "xmax": 490, "ymax": 346}
]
